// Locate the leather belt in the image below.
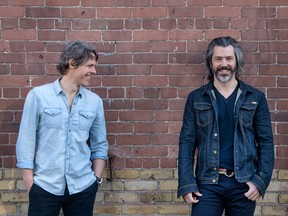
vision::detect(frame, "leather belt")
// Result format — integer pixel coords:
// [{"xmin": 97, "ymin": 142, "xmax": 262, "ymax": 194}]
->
[{"xmin": 219, "ymin": 168, "xmax": 234, "ymax": 177}]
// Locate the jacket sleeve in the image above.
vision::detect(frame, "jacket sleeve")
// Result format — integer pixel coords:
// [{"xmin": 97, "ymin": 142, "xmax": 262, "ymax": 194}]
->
[
  {"xmin": 177, "ymin": 93, "xmax": 199, "ymax": 197},
  {"xmin": 250, "ymin": 93, "xmax": 274, "ymax": 196}
]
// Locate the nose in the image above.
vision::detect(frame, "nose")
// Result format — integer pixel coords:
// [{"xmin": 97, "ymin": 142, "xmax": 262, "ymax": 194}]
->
[
  {"xmin": 221, "ymin": 59, "xmax": 228, "ymax": 66},
  {"xmin": 91, "ymin": 66, "xmax": 96, "ymax": 74}
]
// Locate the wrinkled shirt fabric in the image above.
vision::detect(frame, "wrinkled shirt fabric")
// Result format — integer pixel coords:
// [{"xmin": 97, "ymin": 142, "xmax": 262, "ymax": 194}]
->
[{"xmin": 16, "ymin": 79, "xmax": 108, "ymax": 195}]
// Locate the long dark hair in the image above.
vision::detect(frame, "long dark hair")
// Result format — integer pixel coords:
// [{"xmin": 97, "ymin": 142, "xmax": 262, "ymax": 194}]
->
[
  {"xmin": 205, "ymin": 36, "xmax": 244, "ymax": 81},
  {"xmin": 57, "ymin": 41, "xmax": 98, "ymax": 75}
]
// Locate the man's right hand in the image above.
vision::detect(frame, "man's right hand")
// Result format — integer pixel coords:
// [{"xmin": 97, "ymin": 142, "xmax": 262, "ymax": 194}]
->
[
  {"xmin": 22, "ymin": 169, "xmax": 34, "ymax": 192},
  {"xmin": 183, "ymin": 192, "xmax": 203, "ymax": 204}
]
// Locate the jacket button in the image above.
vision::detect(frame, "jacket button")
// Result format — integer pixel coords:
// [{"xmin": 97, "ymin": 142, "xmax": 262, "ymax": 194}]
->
[
  {"xmin": 213, "ymin": 150, "xmax": 217, "ymax": 154},
  {"xmin": 212, "ymin": 179, "xmax": 216, "ymax": 183},
  {"xmin": 214, "ymin": 133, "xmax": 218, "ymax": 137}
]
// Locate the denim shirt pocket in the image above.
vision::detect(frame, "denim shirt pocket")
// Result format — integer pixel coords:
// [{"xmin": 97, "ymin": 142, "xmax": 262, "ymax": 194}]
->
[
  {"xmin": 43, "ymin": 108, "xmax": 62, "ymax": 128},
  {"xmin": 239, "ymin": 102, "xmax": 257, "ymax": 127},
  {"xmin": 194, "ymin": 102, "xmax": 213, "ymax": 127},
  {"xmin": 79, "ymin": 110, "xmax": 95, "ymax": 131}
]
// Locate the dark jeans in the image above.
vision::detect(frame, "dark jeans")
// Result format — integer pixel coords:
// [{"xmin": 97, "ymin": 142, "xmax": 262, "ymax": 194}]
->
[
  {"xmin": 191, "ymin": 174, "xmax": 256, "ymax": 216},
  {"xmin": 28, "ymin": 181, "xmax": 98, "ymax": 216}
]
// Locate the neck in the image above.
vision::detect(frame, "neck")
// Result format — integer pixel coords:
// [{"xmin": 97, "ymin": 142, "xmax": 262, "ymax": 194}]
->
[
  {"xmin": 213, "ymin": 79, "xmax": 238, "ymax": 98},
  {"xmin": 60, "ymin": 76, "xmax": 79, "ymax": 97}
]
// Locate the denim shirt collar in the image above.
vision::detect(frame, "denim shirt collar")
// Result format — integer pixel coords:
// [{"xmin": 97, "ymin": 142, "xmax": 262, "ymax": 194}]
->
[{"xmin": 53, "ymin": 78, "xmax": 83, "ymax": 98}]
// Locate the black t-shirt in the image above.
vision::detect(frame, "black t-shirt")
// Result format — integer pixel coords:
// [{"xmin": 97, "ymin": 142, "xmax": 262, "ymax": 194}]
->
[{"xmin": 214, "ymin": 85, "xmax": 238, "ymax": 171}]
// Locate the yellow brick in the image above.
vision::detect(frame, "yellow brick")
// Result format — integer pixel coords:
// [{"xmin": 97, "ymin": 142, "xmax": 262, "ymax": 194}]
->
[
  {"xmin": 154, "ymin": 192, "xmax": 173, "ymax": 202},
  {"xmin": 94, "ymin": 204, "xmax": 121, "ymax": 215},
  {"xmin": 140, "ymin": 169, "xmax": 174, "ymax": 180},
  {"xmin": 0, "ymin": 204, "xmax": 17, "ymax": 215},
  {"xmin": 123, "ymin": 204, "xmax": 154, "ymax": 214},
  {"xmin": 267, "ymin": 181, "xmax": 288, "ymax": 192},
  {"xmin": 261, "ymin": 205, "xmax": 288, "ymax": 216},
  {"xmin": 17, "ymin": 180, "xmax": 27, "ymax": 190},
  {"xmin": 254, "ymin": 205, "xmax": 262, "ymax": 216},
  {"xmin": 114, "ymin": 169, "xmax": 140, "ymax": 179},
  {"xmin": 124, "ymin": 180, "xmax": 157, "ymax": 191},
  {"xmin": 19, "ymin": 203, "xmax": 29, "ymax": 215},
  {"xmin": 279, "ymin": 193, "xmax": 288, "ymax": 204},
  {"xmin": 278, "ymin": 169, "xmax": 288, "ymax": 180},
  {"xmin": 156, "ymin": 204, "xmax": 190, "ymax": 215},
  {"xmin": 95, "ymin": 191, "xmax": 104, "ymax": 202},
  {"xmin": 1, "ymin": 191, "xmax": 28, "ymax": 202},
  {"xmin": 159, "ymin": 179, "xmax": 178, "ymax": 190},
  {"xmin": 258, "ymin": 192, "xmax": 278, "ymax": 203},
  {"xmin": 100, "ymin": 180, "xmax": 123, "ymax": 191},
  {"xmin": 0, "ymin": 180, "xmax": 16, "ymax": 190},
  {"xmin": 105, "ymin": 192, "xmax": 138, "ymax": 203},
  {"xmin": 4, "ymin": 168, "xmax": 22, "ymax": 179}
]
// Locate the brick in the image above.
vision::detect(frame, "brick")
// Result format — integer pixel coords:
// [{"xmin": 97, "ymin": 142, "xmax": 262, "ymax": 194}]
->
[
  {"xmin": 0, "ymin": 204, "xmax": 17, "ymax": 215},
  {"xmin": 156, "ymin": 204, "xmax": 190, "ymax": 214},
  {"xmin": 105, "ymin": 192, "xmax": 138, "ymax": 203},
  {"xmin": 223, "ymin": 0, "xmax": 258, "ymax": 6},
  {"xmin": 278, "ymin": 169, "xmax": 288, "ymax": 180},
  {"xmin": 1, "ymin": 17, "xmax": 18, "ymax": 29},
  {"xmin": 133, "ymin": 7, "xmax": 167, "ymax": 18},
  {"xmin": 2, "ymin": 29, "xmax": 36, "ymax": 40},
  {"xmin": 241, "ymin": 8, "xmax": 276, "ymax": 18},
  {"xmin": 116, "ymin": 0, "xmax": 150, "ymax": 7},
  {"xmin": 134, "ymin": 76, "xmax": 167, "ymax": 87},
  {"xmin": 1, "ymin": 191, "xmax": 28, "ymax": 202},
  {"xmin": 168, "ymin": 7, "xmax": 203, "ymax": 18},
  {"xmin": 46, "ymin": 0, "xmax": 80, "ymax": 6},
  {"xmin": 170, "ymin": 29, "xmax": 202, "ymax": 40},
  {"xmin": 143, "ymin": 19, "xmax": 158, "ymax": 29},
  {"xmin": 25, "ymin": 7, "xmax": 60, "ymax": 17},
  {"xmin": 205, "ymin": 7, "xmax": 240, "ymax": 18},
  {"xmin": 66, "ymin": 30, "xmax": 102, "ymax": 41},
  {"xmin": 261, "ymin": 205, "xmax": 288, "ymax": 216},
  {"xmin": 260, "ymin": 0, "xmax": 288, "ymax": 6},
  {"xmin": 188, "ymin": 0, "xmax": 221, "ymax": 6},
  {"xmin": 94, "ymin": 204, "xmax": 122, "ymax": 215},
  {"xmin": 159, "ymin": 180, "xmax": 178, "ymax": 190},
  {"xmin": 134, "ymin": 146, "xmax": 168, "ymax": 157},
  {"xmin": 279, "ymin": 193, "xmax": 288, "ymax": 204},
  {"xmin": 0, "ymin": 180, "xmax": 16, "ymax": 190},
  {"xmin": 123, "ymin": 204, "xmax": 154, "ymax": 214},
  {"xmin": 153, "ymin": 0, "xmax": 185, "ymax": 6},
  {"xmin": 0, "ymin": 6, "xmax": 24, "ymax": 17},
  {"xmin": 134, "ymin": 30, "xmax": 168, "ymax": 41},
  {"xmin": 97, "ymin": 8, "xmax": 131, "ymax": 18},
  {"xmin": 103, "ymin": 30, "xmax": 132, "ymax": 41},
  {"xmin": 125, "ymin": 181, "xmax": 157, "ymax": 191},
  {"xmin": 10, "ymin": 0, "xmax": 44, "ymax": 6},
  {"xmin": 134, "ymin": 53, "xmax": 168, "ymax": 63}
]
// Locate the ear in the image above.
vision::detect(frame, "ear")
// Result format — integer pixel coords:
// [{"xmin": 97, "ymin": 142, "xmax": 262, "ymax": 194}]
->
[{"xmin": 68, "ymin": 59, "xmax": 76, "ymax": 69}]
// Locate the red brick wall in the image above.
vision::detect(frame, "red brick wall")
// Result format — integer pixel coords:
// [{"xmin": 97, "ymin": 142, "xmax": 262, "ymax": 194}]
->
[
  {"xmin": 1, "ymin": 0, "xmax": 287, "ymax": 171},
  {"xmin": 0, "ymin": 1, "xmax": 288, "ymax": 215}
]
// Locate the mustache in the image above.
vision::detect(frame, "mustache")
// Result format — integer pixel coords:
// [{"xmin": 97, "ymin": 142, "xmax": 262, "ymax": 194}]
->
[{"xmin": 217, "ymin": 66, "xmax": 232, "ymax": 71}]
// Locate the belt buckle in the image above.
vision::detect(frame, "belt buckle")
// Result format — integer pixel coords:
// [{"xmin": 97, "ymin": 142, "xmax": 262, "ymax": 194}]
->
[{"xmin": 219, "ymin": 168, "xmax": 234, "ymax": 177}]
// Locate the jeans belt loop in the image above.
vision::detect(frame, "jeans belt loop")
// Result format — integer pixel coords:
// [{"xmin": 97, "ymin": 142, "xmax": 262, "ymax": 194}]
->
[{"xmin": 219, "ymin": 168, "xmax": 234, "ymax": 177}]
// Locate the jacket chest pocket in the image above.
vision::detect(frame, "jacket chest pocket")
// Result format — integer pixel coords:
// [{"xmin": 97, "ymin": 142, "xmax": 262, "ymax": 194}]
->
[
  {"xmin": 79, "ymin": 110, "xmax": 95, "ymax": 131},
  {"xmin": 43, "ymin": 108, "xmax": 62, "ymax": 128},
  {"xmin": 194, "ymin": 103, "xmax": 213, "ymax": 127},
  {"xmin": 239, "ymin": 102, "xmax": 257, "ymax": 127}
]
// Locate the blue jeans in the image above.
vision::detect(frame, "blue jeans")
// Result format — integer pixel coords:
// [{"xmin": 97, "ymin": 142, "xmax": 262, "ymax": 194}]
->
[
  {"xmin": 191, "ymin": 175, "xmax": 256, "ymax": 216},
  {"xmin": 28, "ymin": 181, "xmax": 98, "ymax": 216}
]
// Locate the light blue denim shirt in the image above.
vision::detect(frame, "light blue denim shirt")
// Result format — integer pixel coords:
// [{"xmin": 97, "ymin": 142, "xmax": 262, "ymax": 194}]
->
[{"xmin": 16, "ymin": 79, "xmax": 108, "ymax": 195}]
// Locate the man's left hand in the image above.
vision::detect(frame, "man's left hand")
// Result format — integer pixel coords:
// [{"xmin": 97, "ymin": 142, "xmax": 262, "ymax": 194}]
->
[{"xmin": 244, "ymin": 181, "xmax": 261, "ymax": 201}]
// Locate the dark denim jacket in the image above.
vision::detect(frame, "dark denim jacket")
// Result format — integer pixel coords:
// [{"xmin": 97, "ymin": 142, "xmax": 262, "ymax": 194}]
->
[{"xmin": 177, "ymin": 80, "xmax": 274, "ymax": 197}]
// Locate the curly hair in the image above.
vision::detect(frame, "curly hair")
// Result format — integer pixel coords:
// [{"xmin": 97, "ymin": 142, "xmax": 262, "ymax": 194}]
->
[{"xmin": 57, "ymin": 41, "xmax": 99, "ymax": 75}]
